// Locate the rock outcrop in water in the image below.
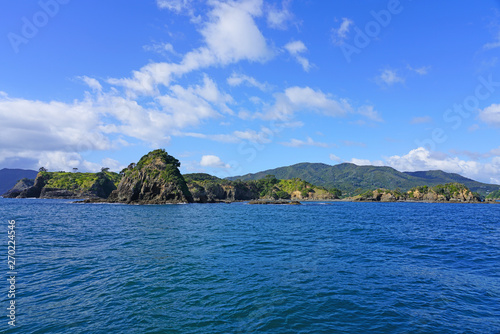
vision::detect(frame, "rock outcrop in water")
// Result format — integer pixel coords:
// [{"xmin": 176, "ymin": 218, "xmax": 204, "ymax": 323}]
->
[
  {"xmin": 185, "ymin": 173, "xmax": 258, "ymax": 202},
  {"xmin": 106, "ymin": 149, "xmax": 193, "ymax": 204},
  {"xmin": 2, "ymin": 178, "xmax": 34, "ymax": 198},
  {"xmin": 349, "ymin": 183, "xmax": 483, "ymax": 203}
]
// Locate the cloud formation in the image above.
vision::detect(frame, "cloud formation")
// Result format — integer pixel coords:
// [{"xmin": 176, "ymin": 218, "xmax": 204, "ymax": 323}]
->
[
  {"xmin": 377, "ymin": 69, "xmax": 405, "ymax": 87},
  {"xmin": 266, "ymin": 0, "xmax": 293, "ymax": 29},
  {"xmin": 227, "ymin": 72, "xmax": 268, "ymax": 91},
  {"xmin": 331, "ymin": 18, "xmax": 353, "ymax": 45},
  {"xmin": 110, "ymin": 0, "xmax": 273, "ymax": 96},
  {"xmin": 478, "ymin": 103, "xmax": 500, "ymax": 127},
  {"xmin": 281, "ymin": 137, "xmax": 329, "ymax": 148},
  {"xmin": 200, "ymin": 155, "xmax": 229, "ymax": 168},
  {"xmin": 351, "ymin": 147, "xmax": 500, "ymax": 185},
  {"xmin": 284, "ymin": 40, "xmax": 311, "ymax": 71}
]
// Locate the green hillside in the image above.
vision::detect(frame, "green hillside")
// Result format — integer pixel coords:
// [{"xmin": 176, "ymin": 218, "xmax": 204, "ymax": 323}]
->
[
  {"xmin": 228, "ymin": 163, "xmax": 500, "ymax": 196},
  {"xmin": 40, "ymin": 171, "xmax": 121, "ymax": 192},
  {"xmin": 486, "ymin": 189, "xmax": 500, "ymax": 199}
]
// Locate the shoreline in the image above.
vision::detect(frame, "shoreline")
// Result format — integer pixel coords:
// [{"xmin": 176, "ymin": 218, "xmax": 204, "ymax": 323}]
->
[{"xmin": 3, "ymin": 196, "xmax": 497, "ymax": 205}]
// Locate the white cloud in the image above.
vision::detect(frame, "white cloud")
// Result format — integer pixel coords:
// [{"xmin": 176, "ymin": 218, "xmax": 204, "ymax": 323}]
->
[
  {"xmin": 284, "ymin": 40, "xmax": 311, "ymax": 71},
  {"xmin": 357, "ymin": 105, "xmax": 383, "ymax": 122},
  {"xmin": 284, "ymin": 40, "xmax": 306, "ymax": 54},
  {"xmin": 227, "ymin": 72, "xmax": 268, "ymax": 91},
  {"xmin": 385, "ymin": 147, "xmax": 491, "ymax": 180},
  {"xmin": 266, "ymin": 0, "xmax": 293, "ymax": 29},
  {"xmin": 0, "ymin": 148, "xmax": 125, "ymax": 173},
  {"xmin": 233, "ymin": 128, "xmax": 273, "ymax": 144},
  {"xmin": 156, "ymin": 0, "xmax": 192, "ymax": 13},
  {"xmin": 96, "ymin": 94, "xmax": 171, "ymax": 145},
  {"xmin": 156, "ymin": 76, "xmax": 229, "ymax": 129},
  {"xmin": 200, "ymin": 155, "xmax": 229, "ymax": 168},
  {"xmin": 348, "ymin": 147, "xmax": 500, "ymax": 183},
  {"xmin": 332, "ymin": 18, "xmax": 353, "ymax": 45},
  {"xmin": 152, "ymin": 75, "xmax": 233, "ymax": 131},
  {"xmin": 281, "ymin": 137, "xmax": 329, "ymax": 148},
  {"xmin": 107, "ymin": 62, "xmax": 173, "ymax": 96},
  {"xmin": 100, "ymin": 158, "xmax": 124, "ymax": 171},
  {"xmin": 0, "ymin": 93, "xmax": 111, "ymax": 154},
  {"xmin": 36, "ymin": 152, "xmax": 125, "ymax": 172},
  {"xmin": 329, "ymin": 154, "xmax": 342, "ymax": 162},
  {"xmin": 0, "ymin": 74, "xmax": 234, "ymax": 168},
  {"xmin": 201, "ymin": 0, "xmax": 271, "ymax": 64},
  {"xmin": 0, "ymin": 90, "xmax": 204, "ymax": 171},
  {"xmin": 193, "ymin": 74, "xmax": 234, "ymax": 108},
  {"xmin": 262, "ymin": 86, "xmax": 378, "ymax": 123},
  {"xmin": 410, "ymin": 116, "xmax": 433, "ymax": 124},
  {"xmin": 143, "ymin": 42, "xmax": 178, "ymax": 56},
  {"xmin": 260, "ymin": 86, "xmax": 354, "ymax": 120},
  {"xmin": 478, "ymin": 103, "xmax": 500, "ymax": 126},
  {"xmin": 350, "ymin": 158, "xmax": 373, "ymax": 166},
  {"xmin": 80, "ymin": 76, "xmax": 102, "ymax": 91},
  {"xmin": 284, "ymin": 86, "xmax": 351, "ymax": 116},
  {"xmin": 407, "ymin": 65, "xmax": 430, "ymax": 75},
  {"xmin": 110, "ymin": 0, "xmax": 273, "ymax": 96},
  {"xmin": 177, "ymin": 127, "xmax": 274, "ymax": 145},
  {"xmin": 377, "ymin": 69, "xmax": 405, "ymax": 87}
]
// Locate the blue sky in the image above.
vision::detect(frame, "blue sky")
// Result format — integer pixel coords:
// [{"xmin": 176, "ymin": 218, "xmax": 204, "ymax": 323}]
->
[{"xmin": 1, "ymin": 0, "xmax": 500, "ymax": 184}]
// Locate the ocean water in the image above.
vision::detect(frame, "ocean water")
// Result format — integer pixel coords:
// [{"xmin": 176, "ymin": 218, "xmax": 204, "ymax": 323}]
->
[{"xmin": 1, "ymin": 198, "xmax": 499, "ymax": 333}]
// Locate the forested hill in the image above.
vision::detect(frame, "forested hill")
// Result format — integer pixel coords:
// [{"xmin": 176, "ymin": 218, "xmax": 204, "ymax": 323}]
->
[{"xmin": 227, "ymin": 162, "xmax": 500, "ymax": 196}]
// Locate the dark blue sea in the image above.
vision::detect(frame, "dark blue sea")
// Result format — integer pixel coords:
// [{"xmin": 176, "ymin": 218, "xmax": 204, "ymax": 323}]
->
[{"xmin": 1, "ymin": 198, "xmax": 499, "ymax": 333}]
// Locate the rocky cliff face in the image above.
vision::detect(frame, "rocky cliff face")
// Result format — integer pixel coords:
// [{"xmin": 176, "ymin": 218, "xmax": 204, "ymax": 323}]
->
[
  {"xmin": 187, "ymin": 181, "xmax": 258, "ymax": 203},
  {"xmin": 107, "ymin": 149, "xmax": 193, "ymax": 204},
  {"xmin": 2, "ymin": 178, "xmax": 34, "ymax": 198},
  {"xmin": 290, "ymin": 190, "xmax": 337, "ymax": 201},
  {"xmin": 3, "ymin": 171, "xmax": 118, "ymax": 199},
  {"xmin": 6, "ymin": 172, "xmax": 49, "ymax": 198}
]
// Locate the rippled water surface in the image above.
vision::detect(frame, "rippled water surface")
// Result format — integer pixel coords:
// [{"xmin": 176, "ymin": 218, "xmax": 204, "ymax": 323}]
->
[{"xmin": 1, "ymin": 198, "xmax": 500, "ymax": 333}]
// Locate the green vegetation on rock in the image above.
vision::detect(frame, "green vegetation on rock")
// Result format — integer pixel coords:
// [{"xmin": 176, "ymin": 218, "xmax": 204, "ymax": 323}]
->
[
  {"xmin": 5, "ymin": 149, "xmax": 496, "ymax": 205},
  {"xmin": 351, "ymin": 183, "xmax": 482, "ymax": 202},
  {"xmin": 110, "ymin": 149, "xmax": 193, "ymax": 204},
  {"xmin": 486, "ymin": 189, "xmax": 500, "ymax": 199},
  {"xmin": 4, "ymin": 170, "xmax": 121, "ymax": 199},
  {"xmin": 184, "ymin": 173, "xmax": 223, "ymax": 183},
  {"xmin": 185, "ymin": 174, "xmax": 341, "ymax": 202},
  {"xmin": 39, "ymin": 171, "xmax": 120, "ymax": 192},
  {"xmin": 228, "ymin": 162, "xmax": 500, "ymax": 196}
]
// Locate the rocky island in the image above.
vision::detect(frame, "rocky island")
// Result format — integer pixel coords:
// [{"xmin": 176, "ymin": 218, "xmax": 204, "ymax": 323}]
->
[
  {"xmin": 105, "ymin": 149, "xmax": 193, "ymax": 204},
  {"xmin": 3, "ymin": 170, "xmax": 120, "ymax": 199},
  {"xmin": 348, "ymin": 184, "xmax": 485, "ymax": 203},
  {"xmin": 2, "ymin": 149, "xmax": 497, "ymax": 205}
]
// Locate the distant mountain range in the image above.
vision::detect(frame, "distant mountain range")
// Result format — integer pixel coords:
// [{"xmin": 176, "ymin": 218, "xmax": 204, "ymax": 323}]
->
[
  {"xmin": 227, "ymin": 163, "xmax": 500, "ymax": 196},
  {"xmin": 0, "ymin": 168, "xmax": 38, "ymax": 195}
]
